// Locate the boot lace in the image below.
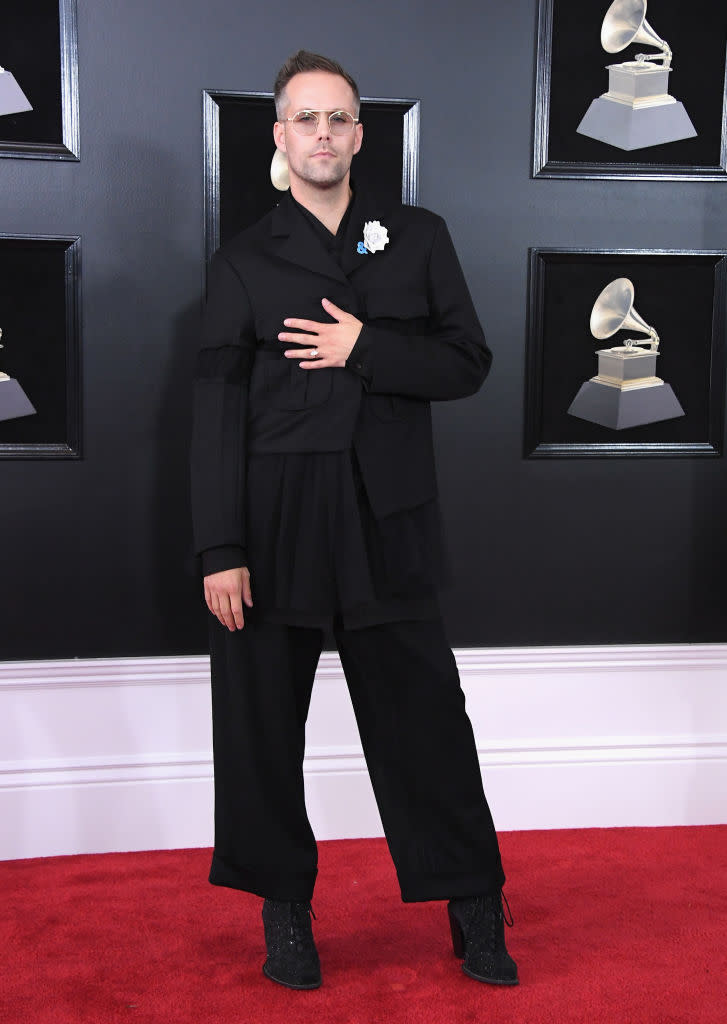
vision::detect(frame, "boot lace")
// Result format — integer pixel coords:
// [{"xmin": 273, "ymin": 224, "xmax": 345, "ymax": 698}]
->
[
  {"xmin": 470, "ymin": 891, "xmax": 514, "ymax": 951},
  {"xmin": 501, "ymin": 891, "xmax": 514, "ymax": 928},
  {"xmin": 290, "ymin": 901, "xmax": 315, "ymax": 953}
]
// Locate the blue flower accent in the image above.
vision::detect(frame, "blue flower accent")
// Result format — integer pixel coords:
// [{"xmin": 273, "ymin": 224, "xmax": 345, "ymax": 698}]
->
[{"xmin": 357, "ymin": 241, "xmax": 369, "ymax": 254}]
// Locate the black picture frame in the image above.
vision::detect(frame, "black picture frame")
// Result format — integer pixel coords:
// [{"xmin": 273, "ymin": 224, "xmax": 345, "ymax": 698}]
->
[
  {"xmin": 0, "ymin": 0, "xmax": 80, "ymax": 161},
  {"xmin": 533, "ymin": 0, "xmax": 727, "ymax": 180},
  {"xmin": 524, "ymin": 247, "xmax": 727, "ymax": 457},
  {"xmin": 202, "ymin": 89, "xmax": 420, "ymax": 261},
  {"xmin": 0, "ymin": 234, "xmax": 82, "ymax": 458}
]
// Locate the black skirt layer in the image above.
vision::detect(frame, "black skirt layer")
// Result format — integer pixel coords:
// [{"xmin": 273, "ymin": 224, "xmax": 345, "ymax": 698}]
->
[{"xmin": 245, "ymin": 449, "xmax": 448, "ymax": 629}]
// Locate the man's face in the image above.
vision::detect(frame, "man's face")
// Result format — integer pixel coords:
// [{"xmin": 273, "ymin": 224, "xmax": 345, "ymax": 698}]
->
[{"xmin": 273, "ymin": 71, "xmax": 363, "ymax": 191}]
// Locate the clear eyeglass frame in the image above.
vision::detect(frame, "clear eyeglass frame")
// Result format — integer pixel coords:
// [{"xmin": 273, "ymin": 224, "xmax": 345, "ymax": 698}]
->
[{"xmin": 285, "ymin": 109, "xmax": 359, "ymax": 136}]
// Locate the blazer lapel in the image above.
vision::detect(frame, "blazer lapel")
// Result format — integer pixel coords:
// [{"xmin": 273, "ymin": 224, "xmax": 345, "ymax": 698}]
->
[
  {"xmin": 339, "ymin": 185, "xmax": 394, "ymax": 279},
  {"xmin": 270, "ymin": 193, "xmax": 348, "ymax": 286}
]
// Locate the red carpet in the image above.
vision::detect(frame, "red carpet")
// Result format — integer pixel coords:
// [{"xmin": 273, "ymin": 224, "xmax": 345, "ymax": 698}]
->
[{"xmin": 1, "ymin": 827, "xmax": 725, "ymax": 1023}]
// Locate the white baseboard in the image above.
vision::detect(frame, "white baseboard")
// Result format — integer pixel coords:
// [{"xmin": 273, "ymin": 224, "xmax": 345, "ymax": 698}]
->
[{"xmin": 1, "ymin": 645, "xmax": 726, "ymax": 860}]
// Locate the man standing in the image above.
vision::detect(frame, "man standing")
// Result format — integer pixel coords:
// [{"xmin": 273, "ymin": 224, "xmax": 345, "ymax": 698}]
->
[{"xmin": 190, "ymin": 50, "xmax": 517, "ymax": 991}]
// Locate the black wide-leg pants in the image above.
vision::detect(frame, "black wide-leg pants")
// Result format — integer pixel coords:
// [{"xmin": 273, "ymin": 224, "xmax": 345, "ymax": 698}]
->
[{"xmin": 207, "ymin": 614, "xmax": 505, "ymax": 902}]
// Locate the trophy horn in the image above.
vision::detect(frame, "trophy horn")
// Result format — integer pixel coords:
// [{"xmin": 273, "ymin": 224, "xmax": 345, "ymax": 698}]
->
[
  {"xmin": 590, "ymin": 277, "xmax": 659, "ymax": 349},
  {"xmin": 601, "ymin": 0, "xmax": 672, "ymax": 66},
  {"xmin": 270, "ymin": 148, "xmax": 290, "ymax": 191}
]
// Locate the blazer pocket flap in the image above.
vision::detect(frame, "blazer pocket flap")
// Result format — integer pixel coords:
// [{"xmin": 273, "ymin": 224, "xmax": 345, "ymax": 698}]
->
[
  {"xmin": 254, "ymin": 293, "xmax": 356, "ymax": 337},
  {"xmin": 260, "ymin": 354, "xmax": 333, "ymax": 410},
  {"xmin": 365, "ymin": 289, "xmax": 429, "ymax": 320}
]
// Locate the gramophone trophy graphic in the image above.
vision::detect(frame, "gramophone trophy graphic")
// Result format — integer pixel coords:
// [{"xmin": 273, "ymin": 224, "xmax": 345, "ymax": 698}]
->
[
  {"xmin": 577, "ymin": 0, "xmax": 697, "ymax": 150},
  {"xmin": 567, "ymin": 278, "xmax": 685, "ymax": 430},
  {"xmin": 0, "ymin": 328, "xmax": 36, "ymax": 423}
]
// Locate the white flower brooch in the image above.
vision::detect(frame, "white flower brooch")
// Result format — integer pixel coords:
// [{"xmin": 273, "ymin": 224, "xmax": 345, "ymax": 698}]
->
[{"xmin": 357, "ymin": 220, "xmax": 389, "ymax": 255}]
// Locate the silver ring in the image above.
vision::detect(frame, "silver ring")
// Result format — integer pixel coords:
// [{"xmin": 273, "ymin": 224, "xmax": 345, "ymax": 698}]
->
[{"xmin": 310, "ymin": 348, "xmax": 318, "ymax": 358}]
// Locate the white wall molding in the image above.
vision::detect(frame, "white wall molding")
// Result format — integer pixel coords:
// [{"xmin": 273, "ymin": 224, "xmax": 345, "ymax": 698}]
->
[
  {"xmin": 3, "ymin": 734, "xmax": 726, "ymax": 789},
  {"xmin": 454, "ymin": 643, "xmax": 727, "ymax": 671},
  {"xmin": 0, "ymin": 752, "xmax": 214, "ymax": 789},
  {"xmin": 0, "ymin": 656, "xmax": 208, "ymax": 691},
  {"xmin": 3, "ymin": 642, "xmax": 727, "ymax": 690},
  {"xmin": 1, "ymin": 645, "xmax": 726, "ymax": 859}
]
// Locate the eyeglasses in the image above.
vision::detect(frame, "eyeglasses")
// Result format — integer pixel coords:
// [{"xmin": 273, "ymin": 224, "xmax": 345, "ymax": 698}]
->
[{"xmin": 285, "ymin": 109, "xmax": 359, "ymax": 136}]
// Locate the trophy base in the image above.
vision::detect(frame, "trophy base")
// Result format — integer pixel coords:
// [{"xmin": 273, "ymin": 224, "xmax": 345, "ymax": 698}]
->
[
  {"xmin": 595, "ymin": 345, "xmax": 659, "ymax": 383},
  {"xmin": 577, "ymin": 96, "xmax": 697, "ymax": 151},
  {"xmin": 567, "ymin": 380, "xmax": 684, "ymax": 430},
  {"xmin": 0, "ymin": 70, "xmax": 32, "ymax": 116},
  {"xmin": 0, "ymin": 377, "xmax": 37, "ymax": 422}
]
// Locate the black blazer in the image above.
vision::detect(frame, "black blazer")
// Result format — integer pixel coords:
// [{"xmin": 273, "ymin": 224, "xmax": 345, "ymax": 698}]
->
[{"xmin": 190, "ymin": 187, "xmax": 492, "ymax": 573}]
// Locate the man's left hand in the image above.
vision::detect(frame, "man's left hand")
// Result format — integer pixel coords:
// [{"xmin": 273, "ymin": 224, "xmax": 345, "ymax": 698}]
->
[{"xmin": 279, "ymin": 298, "xmax": 362, "ymax": 369}]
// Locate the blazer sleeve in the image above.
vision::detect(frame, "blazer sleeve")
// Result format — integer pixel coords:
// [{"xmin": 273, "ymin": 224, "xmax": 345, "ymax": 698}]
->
[
  {"xmin": 345, "ymin": 217, "xmax": 492, "ymax": 400},
  {"xmin": 190, "ymin": 251, "xmax": 256, "ymax": 575}
]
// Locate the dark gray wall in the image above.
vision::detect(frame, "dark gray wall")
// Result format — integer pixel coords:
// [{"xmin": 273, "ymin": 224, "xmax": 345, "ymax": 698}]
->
[{"xmin": 1, "ymin": 0, "xmax": 726, "ymax": 659}]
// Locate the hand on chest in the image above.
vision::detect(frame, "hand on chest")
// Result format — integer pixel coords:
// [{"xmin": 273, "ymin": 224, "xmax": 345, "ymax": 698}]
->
[{"xmin": 247, "ymin": 244, "xmax": 432, "ymax": 342}]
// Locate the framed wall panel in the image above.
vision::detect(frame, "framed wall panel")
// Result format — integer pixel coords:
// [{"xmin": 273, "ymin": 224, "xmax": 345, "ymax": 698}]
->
[
  {"xmin": 533, "ymin": 0, "xmax": 727, "ymax": 180},
  {"xmin": 524, "ymin": 247, "xmax": 727, "ymax": 457},
  {"xmin": 0, "ymin": 0, "xmax": 79, "ymax": 159},
  {"xmin": 0, "ymin": 0, "xmax": 79, "ymax": 161},
  {"xmin": 203, "ymin": 89, "xmax": 420, "ymax": 261},
  {"xmin": 0, "ymin": 235, "xmax": 81, "ymax": 458}
]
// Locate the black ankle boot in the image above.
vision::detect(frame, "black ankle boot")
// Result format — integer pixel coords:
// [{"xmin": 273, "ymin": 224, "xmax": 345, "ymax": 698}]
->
[
  {"xmin": 261, "ymin": 899, "xmax": 321, "ymax": 989},
  {"xmin": 447, "ymin": 892, "xmax": 518, "ymax": 985}
]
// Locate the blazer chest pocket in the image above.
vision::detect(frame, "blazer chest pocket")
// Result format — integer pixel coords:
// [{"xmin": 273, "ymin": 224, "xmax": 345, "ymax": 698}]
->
[
  {"xmin": 364, "ymin": 288, "xmax": 430, "ymax": 323},
  {"xmin": 260, "ymin": 352, "xmax": 333, "ymax": 410}
]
